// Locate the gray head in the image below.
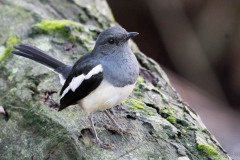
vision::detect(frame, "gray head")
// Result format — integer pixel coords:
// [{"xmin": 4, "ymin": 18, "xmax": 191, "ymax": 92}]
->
[{"xmin": 93, "ymin": 26, "xmax": 138, "ymax": 53}]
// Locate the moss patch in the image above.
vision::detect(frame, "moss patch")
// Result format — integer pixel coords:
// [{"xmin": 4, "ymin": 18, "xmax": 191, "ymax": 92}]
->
[
  {"xmin": 160, "ymin": 107, "xmax": 177, "ymax": 121},
  {"xmin": 197, "ymin": 143, "xmax": 220, "ymax": 159},
  {"xmin": 133, "ymin": 76, "xmax": 146, "ymax": 98},
  {"xmin": 34, "ymin": 20, "xmax": 80, "ymax": 32},
  {"xmin": 166, "ymin": 116, "xmax": 177, "ymax": 124},
  {"xmin": 0, "ymin": 36, "xmax": 20, "ymax": 61},
  {"xmin": 161, "ymin": 107, "xmax": 177, "ymax": 115},
  {"xmin": 133, "ymin": 87, "xmax": 144, "ymax": 98},
  {"xmin": 137, "ymin": 76, "xmax": 145, "ymax": 83},
  {"xmin": 31, "ymin": 19, "xmax": 97, "ymax": 50},
  {"xmin": 32, "ymin": 20, "xmax": 78, "ymax": 40},
  {"xmin": 125, "ymin": 98, "xmax": 153, "ymax": 115}
]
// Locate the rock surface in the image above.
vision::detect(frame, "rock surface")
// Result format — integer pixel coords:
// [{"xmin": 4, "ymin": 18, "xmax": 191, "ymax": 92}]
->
[{"xmin": 0, "ymin": 0, "xmax": 231, "ymax": 160}]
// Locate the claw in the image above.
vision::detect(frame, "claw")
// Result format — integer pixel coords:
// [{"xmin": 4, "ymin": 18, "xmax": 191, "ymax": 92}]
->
[
  {"xmin": 104, "ymin": 125, "xmax": 131, "ymax": 135},
  {"xmin": 88, "ymin": 114, "xmax": 114, "ymax": 149},
  {"xmin": 104, "ymin": 110, "xmax": 131, "ymax": 135},
  {"xmin": 93, "ymin": 138, "xmax": 114, "ymax": 149}
]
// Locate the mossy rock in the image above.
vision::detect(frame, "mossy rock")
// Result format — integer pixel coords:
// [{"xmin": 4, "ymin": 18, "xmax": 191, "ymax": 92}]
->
[
  {"xmin": 0, "ymin": 0, "xmax": 231, "ymax": 160},
  {"xmin": 0, "ymin": 36, "xmax": 20, "ymax": 61}
]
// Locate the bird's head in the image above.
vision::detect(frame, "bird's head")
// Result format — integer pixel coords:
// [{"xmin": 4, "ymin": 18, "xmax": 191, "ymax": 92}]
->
[{"xmin": 93, "ymin": 26, "xmax": 138, "ymax": 54}]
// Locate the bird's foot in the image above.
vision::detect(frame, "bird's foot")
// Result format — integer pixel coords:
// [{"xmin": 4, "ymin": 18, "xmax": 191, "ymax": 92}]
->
[
  {"xmin": 104, "ymin": 125, "xmax": 131, "ymax": 135},
  {"xmin": 93, "ymin": 138, "xmax": 114, "ymax": 149}
]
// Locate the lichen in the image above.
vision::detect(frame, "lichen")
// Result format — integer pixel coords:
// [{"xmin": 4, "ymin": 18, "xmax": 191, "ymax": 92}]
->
[
  {"xmin": 160, "ymin": 107, "xmax": 178, "ymax": 121},
  {"xmin": 125, "ymin": 98, "xmax": 153, "ymax": 115},
  {"xmin": 197, "ymin": 143, "xmax": 220, "ymax": 160},
  {"xmin": 161, "ymin": 107, "xmax": 177, "ymax": 115},
  {"xmin": 133, "ymin": 77, "xmax": 146, "ymax": 98},
  {"xmin": 166, "ymin": 116, "xmax": 177, "ymax": 124},
  {"xmin": 33, "ymin": 19, "xmax": 80, "ymax": 35},
  {"xmin": 133, "ymin": 87, "xmax": 144, "ymax": 98},
  {"xmin": 127, "ymin": 98, "xmax": 145, "ymax": 109},
  {"xmin": 0, "ymin": 36, "xmax": 20, "ymax": 61},
  {"xmin": 181, "ymin": 129, "xmax": 187, "ymax": 134},
  {"xmin": 137, "ymin": 76, "xmax": 145, "ymax": 83},
  {"xmin": 31, "ymin": 19, "xmax": 96, "ymax": 50}
]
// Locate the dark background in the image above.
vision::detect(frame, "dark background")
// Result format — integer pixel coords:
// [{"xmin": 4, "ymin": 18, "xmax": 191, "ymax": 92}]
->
[{"xmin": 107, "ymin": 0, "xmax": 240, "ymax": 159}]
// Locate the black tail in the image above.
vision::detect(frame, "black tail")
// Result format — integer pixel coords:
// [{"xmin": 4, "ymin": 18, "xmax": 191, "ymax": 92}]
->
[
  {"xmin": 12, "ymin": 44, "xmax": 71, "ymax": 78},
  {"xmin": 13, "ymin": 44, "xmax": 65, "ymax": 70}
]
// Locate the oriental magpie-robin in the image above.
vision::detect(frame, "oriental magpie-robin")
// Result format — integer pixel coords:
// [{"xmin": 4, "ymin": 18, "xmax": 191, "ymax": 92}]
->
[{"xmin": 12, "ymin": 26, "xmax": 139, "ymax": 148}]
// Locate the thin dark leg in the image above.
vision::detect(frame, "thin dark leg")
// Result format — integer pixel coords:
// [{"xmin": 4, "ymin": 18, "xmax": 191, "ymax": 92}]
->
[
  {"xmin": 104, "ymin": 110, "xmax": 121, "ymax": 128},
  {"xmin": 104, "ymin": 110, "xmax": 130, "ymax": 135},
  {"xmin": 88, "ymin": 114, "xmax": 113, "ymax": 149}
]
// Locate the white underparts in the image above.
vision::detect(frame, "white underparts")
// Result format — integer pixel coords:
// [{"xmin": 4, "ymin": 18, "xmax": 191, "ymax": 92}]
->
[
  {"xmin": 60, "ymin": 64, "xmax": 103, "ymax": 99},
  {"xmin": 79, "ymin": 80, "xmax": 135, "ymax": 115}
]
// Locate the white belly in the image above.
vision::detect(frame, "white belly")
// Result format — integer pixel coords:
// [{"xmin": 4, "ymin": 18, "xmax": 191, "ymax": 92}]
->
[{"xmin": 79, "ymin": 80, "xmax": 135, "ymax": 115}]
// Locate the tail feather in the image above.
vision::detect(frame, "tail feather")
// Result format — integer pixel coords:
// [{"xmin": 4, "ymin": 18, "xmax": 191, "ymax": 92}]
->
[
  {"xmin": 13, "ymin": 44, "xmax": 65, "ymax": 70},
  {"xmin": 12, "ymin": 50, "xmax": 34, "ymax": 59}
]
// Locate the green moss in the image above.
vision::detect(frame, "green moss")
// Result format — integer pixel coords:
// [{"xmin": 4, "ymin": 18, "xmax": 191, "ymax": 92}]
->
[
  {"xmin": 166, "ymin": 116, "xmax": 177, "ymax": 124},
  {"xmin": 133, "ymin": 87, "xmax": 144, "ymax": 98},
  {"xmin": 33, "ymin": 19, "xmax": 80, "ymax": 34},
  {"xmin": 0, "ymin": 36, "xmax": 20, "ymax": 61},
  {"xmin": 137, "ymin": 76, "xmax": 145, "ymax": 83},
  {"xmin": 197, "ymin": 143, "xmax": 218, "ymax": 159},
  {"xmin": 32, "ymin": 19, "xmax": 82, "ymax": 43},
  {"xmin": 6, "ymin": 36, "xmax": 19, "ymax": 46},
  {"xmin": 161, "ymin": 107, "xmax": 177, "ymax": 115},
  {"xmin": 133, "ymin": 76, "xmax": 146, "ymax": 98},
  {"xmin": 128, "ymin": 98, "xmax": 145, "ymax": 109},
  {"xmin": 181, "ymin": 129, "xmax": 187, "ymax": 134},
  {"xmin": 125, "ymin": 98, "xmax": 153, "ymax": 115},
  {"xmin": 32, "ymin": 20, "xmax": 96, "ymax": 50}
]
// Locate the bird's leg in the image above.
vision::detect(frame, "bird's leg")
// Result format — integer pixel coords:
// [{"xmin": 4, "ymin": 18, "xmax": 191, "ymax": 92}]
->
[
  {"xmin": 88, "ymin": 114, "xmax": 100, "ymax": 141},
  {"xmin": 88, "ymin": 114, "xmax": 113, "ymax": 149},
  {"xmin": 104, "ymin": 110, "xmax": 130, "ymax": 135}
]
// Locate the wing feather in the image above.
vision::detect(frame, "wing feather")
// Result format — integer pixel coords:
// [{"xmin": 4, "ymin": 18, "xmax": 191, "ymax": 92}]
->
[{"xmin": 59, "ymin": 64, "xmax": 103, "ymax": 111}]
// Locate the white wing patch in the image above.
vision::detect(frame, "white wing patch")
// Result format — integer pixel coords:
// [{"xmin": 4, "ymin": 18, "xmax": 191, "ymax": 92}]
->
[
  {"xmin": 85, "ymin": 65, "xmax": 104, "ymax": 79},
  {"xmin": 60, "ymin": 64, "xmax": 103, "ymax": 99},
  {"xmin": 70, "ymin": 75, "xmax": 85, "ymax": 92}
]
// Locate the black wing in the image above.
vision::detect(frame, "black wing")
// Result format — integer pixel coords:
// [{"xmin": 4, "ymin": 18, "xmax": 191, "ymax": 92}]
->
[{"xmin": 59, "ymin": 62, "xmax": 103, "ymax": 111}]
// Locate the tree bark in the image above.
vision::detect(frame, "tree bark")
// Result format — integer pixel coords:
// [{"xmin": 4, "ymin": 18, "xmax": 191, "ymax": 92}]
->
[{"xmin": 0, "ymin": 0, "xmax": 231, "ymax": 159}]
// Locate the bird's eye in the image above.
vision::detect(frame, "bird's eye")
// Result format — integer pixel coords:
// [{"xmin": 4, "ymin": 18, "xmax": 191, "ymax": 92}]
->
[{"xmin": 108, "ymin": 38, "xmax": 115, "ymax": 44}]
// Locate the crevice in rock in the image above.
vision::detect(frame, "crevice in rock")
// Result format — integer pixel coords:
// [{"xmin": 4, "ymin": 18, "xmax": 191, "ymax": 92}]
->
[
  {"xmin": 144, "ymin": 102, "xmax": 160, "ymax": 115},
  {"xmin": 126, "ymin": 114, "xmax": 137, "ymax": 120},
  {"xmin": 79, "ymin": 128, "xmax": 94, "ymax": 147},
  {"xmin": 80, "ymin": 128, "xmax": 93, "ymax": 138},
  {"xmin": 142, "ymin": 121, "xmax": 155, "ymax": 136}
]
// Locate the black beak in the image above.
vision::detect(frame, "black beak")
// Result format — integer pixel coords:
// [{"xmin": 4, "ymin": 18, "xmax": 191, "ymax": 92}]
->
[{"xmin": 126, "ymin": 32, "xmax": 139, "ymax": 40}]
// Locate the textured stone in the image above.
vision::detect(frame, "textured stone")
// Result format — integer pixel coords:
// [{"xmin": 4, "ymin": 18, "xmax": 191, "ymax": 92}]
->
[{"xmin": 0, "ymin": 0, "xmax": 231, "ymax": 160}]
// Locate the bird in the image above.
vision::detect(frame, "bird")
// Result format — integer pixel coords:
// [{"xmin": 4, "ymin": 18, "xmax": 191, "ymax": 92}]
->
[{"xmin": 12, "ymin": 26, "xmax": 139, "ymax": 148}]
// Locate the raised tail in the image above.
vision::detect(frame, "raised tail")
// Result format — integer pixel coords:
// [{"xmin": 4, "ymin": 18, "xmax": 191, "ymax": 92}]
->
[{"xmin": 12, "ymin": 44, "xmax": 71, "ymax": 79}]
